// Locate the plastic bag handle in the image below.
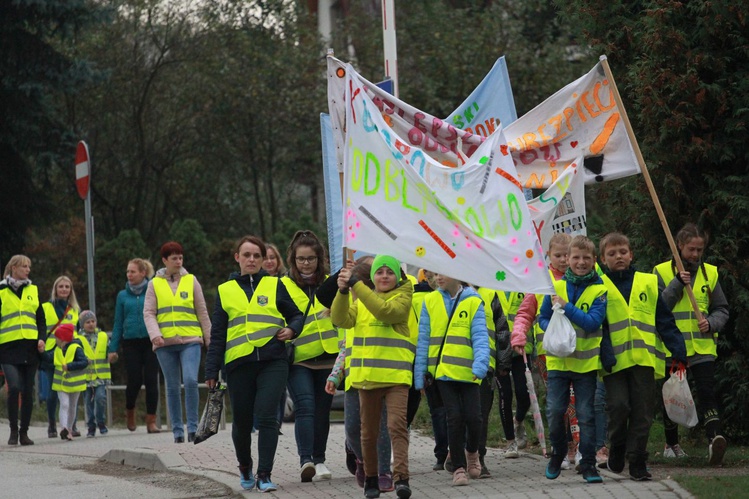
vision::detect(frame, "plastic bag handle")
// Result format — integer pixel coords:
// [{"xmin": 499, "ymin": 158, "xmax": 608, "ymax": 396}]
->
[{"xmin": 669, "ymin": 359, "xmax": 686, "ymax": 377}]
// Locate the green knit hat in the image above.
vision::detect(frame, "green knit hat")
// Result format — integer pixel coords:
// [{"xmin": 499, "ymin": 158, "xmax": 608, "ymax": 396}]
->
[{"xmin": 370, "ymin": 254, "xmax": 401, "ymax": 282}]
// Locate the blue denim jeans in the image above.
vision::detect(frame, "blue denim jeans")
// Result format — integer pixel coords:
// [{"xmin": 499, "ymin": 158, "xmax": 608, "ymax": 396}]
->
[
  {"xmin": 594, "ymin": 379, "xmax": 607, "ymax": 449},
  {"xmin": 547, "ymin": 370, "xmax": 597, "ymax": 469},
  {"xmin": 85, "ymin": 384, "xmax": 108, "ymax": 428},
  {"xmin": 155, "ymin": 343, "xmax": 201, "ymax": 437},
  {"xmin": 286, "ymin": 365, "xmax": 334, "ymax": 465}
]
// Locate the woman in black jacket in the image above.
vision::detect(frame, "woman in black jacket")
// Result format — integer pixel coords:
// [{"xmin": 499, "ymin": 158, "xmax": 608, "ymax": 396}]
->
[
  {"xmin": 205, "ymin": 236, "xmax": 304, "ymax": 493},
  {"xmin": 0, "ymin": 255, "xmax": 46, "ymax": 446}
]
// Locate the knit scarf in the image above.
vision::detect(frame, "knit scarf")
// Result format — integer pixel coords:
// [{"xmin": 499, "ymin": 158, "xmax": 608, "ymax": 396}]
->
[
  {"xmin": 6, "ymin": 276, "xmax": 31, "ymax": 291},
  {"xmin": 128, "ymin": 278, "xmax": 149, "ymax": 296},
  {"xmin": 564, "ymin": 268, "xmax": 599, "ymax": 286}
]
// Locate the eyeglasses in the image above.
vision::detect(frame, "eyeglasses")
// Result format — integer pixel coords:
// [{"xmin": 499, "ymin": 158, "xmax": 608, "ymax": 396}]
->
[{"xmin": 295, "ymin": 256, "xmax": 318, "ymax": 264}]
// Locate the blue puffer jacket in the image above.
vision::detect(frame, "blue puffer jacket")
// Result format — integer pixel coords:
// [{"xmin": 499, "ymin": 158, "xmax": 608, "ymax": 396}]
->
[{"xmin": 109, "ymin": 279, "xmax": 150, "ymax": 352}]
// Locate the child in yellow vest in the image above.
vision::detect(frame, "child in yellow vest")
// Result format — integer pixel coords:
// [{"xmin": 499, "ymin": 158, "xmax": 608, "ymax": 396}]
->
[
  {"xmin": 47, "ymin": 323, "xmax": 88, "ymax": 441},
  {"xmin": 538, "ymin": 236, "xmax": 607, "ymax": 483},
  {"xmin": 653, "ymin": 223, "xmax": 729, "ymax": 465},
  {"xmin": 331, "ymin": 254, "xmax": 414, "ymax": 499},
  {"xmin": 78, "ymin": 310, "xmax": 112, "ymax": 437},
  {"xmin": 598, "ymin": 233, "xmax": 686, "ymax": 479}
]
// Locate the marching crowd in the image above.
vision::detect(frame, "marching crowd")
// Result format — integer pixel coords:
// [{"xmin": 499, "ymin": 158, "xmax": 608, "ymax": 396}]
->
[{"xmin": 0, "ymin": 222, "xmax": 729, "ymax": 497}]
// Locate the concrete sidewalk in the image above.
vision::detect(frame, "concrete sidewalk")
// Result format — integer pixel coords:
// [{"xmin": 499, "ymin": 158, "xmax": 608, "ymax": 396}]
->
[{"xmin": 2, "ymin": 421, "xmax": 693, "ymax": 498}]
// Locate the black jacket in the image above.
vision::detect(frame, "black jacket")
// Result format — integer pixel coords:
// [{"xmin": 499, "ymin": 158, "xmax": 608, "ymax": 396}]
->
[{"xmin": 204, "ymin": 270, "xmax": 304, "ymax": 380}]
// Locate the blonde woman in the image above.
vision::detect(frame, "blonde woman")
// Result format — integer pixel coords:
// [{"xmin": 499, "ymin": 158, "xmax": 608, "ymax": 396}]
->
[
  {"xmin": 40, "ymin": 275, "xmax": 80, "ymax": 438},
  {"xmin": 110, "ymin": 258, "xmax": 161, "ymax": 433},
  {"xmin": 263, "ymin": 243, "xmax": 287, "ymax": 277},
  {"xmin": 0, "ymin": 255, "xmax": 46, "ymax": 446}
]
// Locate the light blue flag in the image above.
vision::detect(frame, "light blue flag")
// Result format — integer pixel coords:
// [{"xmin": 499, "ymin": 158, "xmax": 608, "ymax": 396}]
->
[
  {"xmin": 320, "ymin": 113, "xmax": 344, "ymax": 272},
  {"xmin": 445, "ymin": 56, "xmax": 518, "ymax": 135}
]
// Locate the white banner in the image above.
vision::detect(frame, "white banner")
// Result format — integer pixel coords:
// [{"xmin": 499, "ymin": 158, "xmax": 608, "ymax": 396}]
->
[
  {"xmin": 342, "ymin": 64, "xmax": 553, "ymax": 294},
  {"xmin": 528, "ymin": 159, "xmax": 587, "ymax": 253},
  {"xmin": 504, "ymin": 62, "xmax": 640, "ymax": 188}
]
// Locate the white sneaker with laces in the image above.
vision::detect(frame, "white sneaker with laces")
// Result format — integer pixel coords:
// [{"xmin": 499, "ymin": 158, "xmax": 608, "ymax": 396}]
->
[
  {"xmin": 663, "ymin": 444, "xmax": 688, "ymax": 458},
  {"xmin": 503, "ymin": 440, "xmax": 519, "ymax": 458},
  {"xmin": 312, "ymin": 463, "xmax": 332, "ymax": 481},
  {"xmin": 709, "ymin": 435, "xmax": 727, "ymax": 466}
]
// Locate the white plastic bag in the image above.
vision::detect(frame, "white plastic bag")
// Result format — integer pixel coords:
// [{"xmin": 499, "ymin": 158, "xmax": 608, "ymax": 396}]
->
[
  {"xmin": 544, "ymin": 303, "xmax": 577, "ymax": 357},
  {"xmin": 662, "ymin": 367, "xmax": 698, "ymax": 428}
]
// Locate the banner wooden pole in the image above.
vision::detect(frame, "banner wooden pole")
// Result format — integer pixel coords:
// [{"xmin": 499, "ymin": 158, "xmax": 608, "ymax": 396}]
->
[{"xmin": 599, "ymin": 55, "xmax": 703, "ymax": 320}]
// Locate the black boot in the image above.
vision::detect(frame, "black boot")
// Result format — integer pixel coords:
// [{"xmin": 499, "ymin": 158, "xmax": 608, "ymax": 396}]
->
[
  {"xmin": 47, "ymin": 422, "xmax": 57, "ymax": 438},
  {"xmin": 19, "ymin": 431, "xmax": 34, "ymax": 446},
  {"xmin": 395, "ymin": 479, "xmax": 412, "ymax": 499},
  {"xmin": 8, "ymin": 428, "xmax": 18, "ymax": 446},
  {"xmin": 364, "ymin": 476, "xmax": 380, "ymax": 498}
]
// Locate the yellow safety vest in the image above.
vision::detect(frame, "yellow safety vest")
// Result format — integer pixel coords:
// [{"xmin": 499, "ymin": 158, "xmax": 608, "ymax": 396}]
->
[
  {"xmin": 498, "ymin": 290, "xmax": 532, "ymax": 354},
  {"xmin": 42, "ymin": 302, "xmax": 79, "ymax": 351},
  {"xmin": 281, "ymin": 276, "xmax": 338, "ymax": 363},
  {"xmin": 78, "ymin": 331, "xmax": 111, "ymax": 381},
  {"xmin": 220, "ymin": 277, "xmax": 286, "ymax": 365},
  {"xmin": 601, "ymin": 273, "xmax": 664, "ymax": 378},
  {"xmin": 153, "ymin": 274, "xmax": 201, "ymax": 339},
  {"xmin": 0, "ymin": 285, "xmax": 40, "ymax": 345},
  {"xmin": 425, "ymin": 291, "xmax": 482, "ymax": 384},
  {"xmin": 653, "ymin": 261, "xmax": 719, "ymax": 357},
  {"xmin": 347, "ymin": 294, "xmax": 417, "ymax": 388},
  {"xmin": 475, "ymin": 287, "xmax": 497, "ymax": 370},
  {"xmin": 546, "ymin": 279, "xmax": 606, "ymax": 373},
  {"xmin": 52, "ymin": 343, "xmax": 87, "ymax": 393}
]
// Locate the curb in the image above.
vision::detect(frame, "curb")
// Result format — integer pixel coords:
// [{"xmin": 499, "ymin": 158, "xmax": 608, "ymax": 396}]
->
[{"xmin": 102, "ymin": 448, "xmax": 187, "ymax": 471}]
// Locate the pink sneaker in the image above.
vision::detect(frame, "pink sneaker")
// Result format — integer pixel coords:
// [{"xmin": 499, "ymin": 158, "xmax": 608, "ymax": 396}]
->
[{"xmin": 378, "ymin": 472, "xmax": 394, "ymax": 492}]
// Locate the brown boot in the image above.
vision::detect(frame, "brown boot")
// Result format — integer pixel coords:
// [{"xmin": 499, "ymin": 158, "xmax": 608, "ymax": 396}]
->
[
  {"xmin": 466, "ymin": 450, "xmax": 481, "ymax": 479},
  {"xmin": 145, "ymin": 414, "xmax": 160, "ymax": 433},
  {"xmin": 126, "ymin": 409, "xmax": 137, "ymax": 431}
]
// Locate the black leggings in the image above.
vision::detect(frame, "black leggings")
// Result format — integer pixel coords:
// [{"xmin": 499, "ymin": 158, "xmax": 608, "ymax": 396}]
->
[
  {"xmin": 1, "ymin": 363, "xmax": 37, "ymax": 432},
  {"xmin": 496, "ymin": 355, "xmax": 531, "ymax": 439},
  {"xmin": 122, "ymin": 338, "xmax": 160, "ymax": 413}
]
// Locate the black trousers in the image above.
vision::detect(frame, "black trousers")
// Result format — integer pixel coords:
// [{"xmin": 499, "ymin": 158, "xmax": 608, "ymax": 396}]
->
[
  {"xmin": 1, "ymin": 363, "xmax": 36, "ymax": 432},
  {"xmin": 603, "ymin": 365, "xmax": 655, "ymax": 464},
  {"xmin": 122, "ymin": 337, "xmax": 160, "ymax": 413},
  {"xmin": 437, "ymin": 380, "xmax": 481, "ymax": 470}
]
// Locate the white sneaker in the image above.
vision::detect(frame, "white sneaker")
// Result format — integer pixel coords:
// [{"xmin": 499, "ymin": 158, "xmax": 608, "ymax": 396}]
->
[
  {"xmin": 561, "ymin": 455, "xmax": 571, "ymax": 470},
  {"xmin": 503, "ymin": 440, "xmax": 519, "ymax": 458},
  {"xmin": 300, "ymin": 461, "xmax": 316, "ymax": 482},
  {"xmin": 663, "ymin": 444, "xmax": 688, "ymax": 458},
  {"xmin": 514, "ymin": 420, "xmax": 528, "ymax": 449},
  {"xmin": 312, "ymin": 462, "xmax": 332, "ymax": 481},
  {"xmin": 708, "ymin": 435, "xmax": 727, "ymax": 466}
]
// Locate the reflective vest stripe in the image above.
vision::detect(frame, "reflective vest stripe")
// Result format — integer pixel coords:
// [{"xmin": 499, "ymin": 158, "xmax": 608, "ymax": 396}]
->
[
  {"xmin": 349, "ymin": 358, "xmax": 414, "ymax": 371},
  {"xmin": 1, "ymin": 311, "xmax": 36, "ymax": 321}
]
